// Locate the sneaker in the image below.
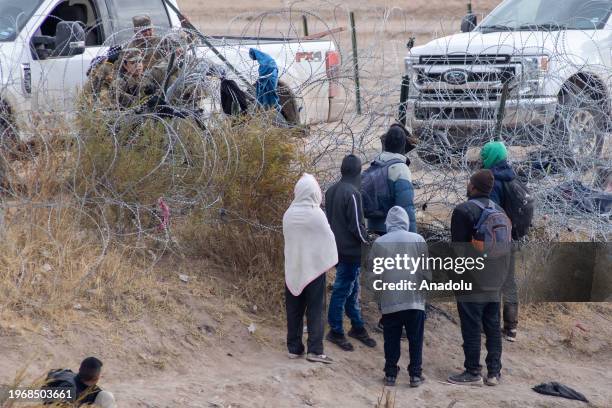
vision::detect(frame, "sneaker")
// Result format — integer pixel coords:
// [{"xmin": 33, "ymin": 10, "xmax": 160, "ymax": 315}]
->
[
  {"xmin": 288, "ymin": 352, "xmax": 305, "ymax": 359},
  {"xmin": 410, "ymin": 375, "xmax": 426, "ymax": 388},
  {"xmin": 484, "ymin": 374, "xmax": 500, "ymax": 386},
  {"xmin": 306, "ymin": 353, "xmax": 333, "ymax": 364},
  {"xmin": 503, "ymin": 328, "xmax": 517, "ymax": 342},
  {"xmin": 347, "ymin": 327, "xmax": 377, "ymax": 348},
  {"xmin": 448, "ymin": 371, "xmax": 483, "ymax": 386},
  {"xmin": 384, "ymin": 376, "xmax": 396, "ymax": 386},
  {"xmin": 326, "ymin": 331, "xmax": 354, "ymax": 351}
]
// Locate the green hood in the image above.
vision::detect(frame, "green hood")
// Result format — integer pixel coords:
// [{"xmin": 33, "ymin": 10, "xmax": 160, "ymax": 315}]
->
[{"xmin": 481, "ymin": 141, "xmax": 508, "ymax": 169}]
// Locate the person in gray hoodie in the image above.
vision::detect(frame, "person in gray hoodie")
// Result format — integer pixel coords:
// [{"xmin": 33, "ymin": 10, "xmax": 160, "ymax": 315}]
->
[{"xmin": 366, "ymin": 206, "xmax": 430, "ymax": 387}]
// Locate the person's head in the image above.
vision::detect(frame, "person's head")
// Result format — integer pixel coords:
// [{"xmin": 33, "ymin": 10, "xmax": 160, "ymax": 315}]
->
[
  {"xmin": 385, "ymin": 205, "xmax": 410, "ymax": 233},
  {"xmin": 480, "ymin": 141, "xmax": 508, "ymax": 169},
  {"xmin": 467, "ymin": 169, "xmax": 495, "ymax": 198},
  {"xmin": 381, "ymin": 123, "xmax": 418, "ymax": 155},
  {"xmin": 133, "ymin": 15, "xmax": 154, "ymax": 38},
  {"xmin": 78, "ymin": 357, "xmax": 103, "ymax": 386},
  {"xmin": 382, "ymin": 124, "xmax": 407, "ymax": 154},
  {"xmin": 340, "ymin": 154, "xmax": 362, "ymax": 178},
  {"xmin": 292, "ymin": 173, "xmax": 322, "ymax": 207},
  {"xmin": 121, "ymin": 49, "xmax": 143, "ymax": 77}
]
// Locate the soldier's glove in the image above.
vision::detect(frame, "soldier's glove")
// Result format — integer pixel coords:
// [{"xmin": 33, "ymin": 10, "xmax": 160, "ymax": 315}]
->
[{"xmin": 106, "ymin": 45, "xmax": 123, "ymax": 64}]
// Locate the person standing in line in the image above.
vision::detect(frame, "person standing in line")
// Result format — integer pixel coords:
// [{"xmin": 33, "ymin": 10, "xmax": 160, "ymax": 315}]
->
[
  {"xmin": 325, "ymin": 154, "xmax": 377, "ymax": 351},
  {"xmin": 283, "ymin": 173, "xmax": 337, "ymax": 364},
  {"xmin": 366, "ymin": 206, "xmax": 429, "ymax": 387},
  {"xmin": 448, "ymin": 170, "xmax": 508, "ymax": 386}
]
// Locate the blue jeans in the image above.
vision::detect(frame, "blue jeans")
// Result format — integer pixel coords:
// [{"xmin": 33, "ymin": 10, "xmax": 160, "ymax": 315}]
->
[{"xmin": 328, "ymin": 262, "xmax": 365, "ymax": 335}]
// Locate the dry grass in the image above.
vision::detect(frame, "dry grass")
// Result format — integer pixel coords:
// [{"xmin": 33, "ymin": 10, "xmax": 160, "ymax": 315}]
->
[{"xmin": 176, "ymin": 115, "xmax": 311, "ymax": 314}]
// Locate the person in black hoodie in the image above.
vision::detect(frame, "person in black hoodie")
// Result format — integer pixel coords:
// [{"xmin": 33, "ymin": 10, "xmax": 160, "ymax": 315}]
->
[
  {"xmin": 325, "ymin": 154, "xmax": 377, "ymax": 351},
  {"xmin": 448, "ymin": 170, "xmax": 507, "ymax": 387},
  {"xmin": 481, "ymin": 141, "xmax": 519, "ymax": 342}
]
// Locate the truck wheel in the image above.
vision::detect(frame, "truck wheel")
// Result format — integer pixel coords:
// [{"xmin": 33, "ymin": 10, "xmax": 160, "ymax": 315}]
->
[
  {"xmin": 277, "ymin": 80, "xmax": 300, "ymax": 125},
  {"xmin": 0, "ymin": 105, "xmax": 20, "ymax": 160},
  {"xmin": 554, "ymin": 82, "xmax": 606, "ymax": 160}
]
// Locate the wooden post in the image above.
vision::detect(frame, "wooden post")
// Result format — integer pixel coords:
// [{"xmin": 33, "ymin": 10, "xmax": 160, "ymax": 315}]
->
[{"xmin": 349, "ymin": 11, "xmax": 362, "ymax": 115}]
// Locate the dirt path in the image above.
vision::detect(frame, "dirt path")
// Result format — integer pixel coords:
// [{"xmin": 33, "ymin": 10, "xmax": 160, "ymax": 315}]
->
[{"xmin": 2, "ymin": 289, "xmax": 611, "ymax": 407}]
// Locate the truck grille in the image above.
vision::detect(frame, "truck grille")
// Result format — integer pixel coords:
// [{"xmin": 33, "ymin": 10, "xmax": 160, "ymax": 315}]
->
[
  {"xmin": 419, "ymin": 54, "xmax": 510, "ymax": 65},
  {"xmin": 415, "ymin": 67, "xmax": 516, "ymax": 85},
  {"xmin": 415, "ymin": 107, "xmax": 496, "ymax": 121},
  {"xmin": 417, "ymin": 89, "xmax": 500, "ymax": 101}
]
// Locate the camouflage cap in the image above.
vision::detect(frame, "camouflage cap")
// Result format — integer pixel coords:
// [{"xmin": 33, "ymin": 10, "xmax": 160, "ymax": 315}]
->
[
  {"xmin": 132, "ymin": 15, "xmax": 153, "ymax": 30},
  {"xmin": 122, "ymin": 49, "xmax": 143, "ymax": 63}
]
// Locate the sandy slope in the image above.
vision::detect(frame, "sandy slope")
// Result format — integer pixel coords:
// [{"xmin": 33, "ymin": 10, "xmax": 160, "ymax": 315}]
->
[{"xmin": 1, "ymin": 272, "xmax": 611, "ymax": 407}]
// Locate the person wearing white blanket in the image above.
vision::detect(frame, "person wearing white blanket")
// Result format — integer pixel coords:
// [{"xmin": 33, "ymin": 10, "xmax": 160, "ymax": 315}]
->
[{"xmin": 283, "ymin": 173, "xmax": 338, "ymax": 364}]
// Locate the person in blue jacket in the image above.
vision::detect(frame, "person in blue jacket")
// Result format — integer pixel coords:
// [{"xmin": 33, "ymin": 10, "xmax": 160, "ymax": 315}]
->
[
  {"xmin": 249, "ymin": 48, "xmax": 281, "ymax": 111},
  {"xmin": 366, "ymin": 125, "xmax": 417, "ymax": 234}
]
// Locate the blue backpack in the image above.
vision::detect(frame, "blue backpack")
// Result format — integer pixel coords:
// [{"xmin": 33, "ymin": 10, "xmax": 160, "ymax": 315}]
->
[
  {"xmin": 361, "ymin": 158, "xmax": 404, "ymax": 218},
  {"xmin": 470, "ymin": 199, "xmax": 512, "ymax": 258}
]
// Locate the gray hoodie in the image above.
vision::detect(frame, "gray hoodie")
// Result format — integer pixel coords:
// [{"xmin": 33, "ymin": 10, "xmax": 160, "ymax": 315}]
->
[{"xmin": 366, "ymin": 206, "xmax": 430, "ymax": 313}]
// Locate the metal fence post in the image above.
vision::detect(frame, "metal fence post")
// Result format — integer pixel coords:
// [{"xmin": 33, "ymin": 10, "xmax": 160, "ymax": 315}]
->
[{"xmin": 349, "ymin": 11, "xmax": 362, "ymax": 115}]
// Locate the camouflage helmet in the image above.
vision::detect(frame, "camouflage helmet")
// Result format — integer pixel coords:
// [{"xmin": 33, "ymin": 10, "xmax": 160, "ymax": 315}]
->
[{"xmin": 132, "ymin": 15, "xmax": 153, "ymax": 31}]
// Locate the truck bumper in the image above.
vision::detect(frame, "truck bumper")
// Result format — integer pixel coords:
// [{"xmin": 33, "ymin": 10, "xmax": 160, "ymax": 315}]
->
[{"xmin": 407, "ymin": 96, "xmax": 558, "ymax": 131}]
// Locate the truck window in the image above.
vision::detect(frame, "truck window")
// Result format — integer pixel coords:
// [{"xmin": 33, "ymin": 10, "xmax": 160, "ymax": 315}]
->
[
  {"xmin": 39, "ymin": 0, "xmax": 105, "ymax": 46},
  {"xmin": 480, "ymin": 0, "xmax": 612, "ymax": 31},
  {"xmin": 106, "ymin": 0, "xmax": 171, "ymax": 42},
  {"xmin": 0, "ymin": 0, "xmax": 44, "ymax": 42}
]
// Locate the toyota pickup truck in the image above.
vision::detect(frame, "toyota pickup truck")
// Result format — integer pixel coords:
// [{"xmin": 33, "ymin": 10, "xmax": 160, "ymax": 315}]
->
[
  {"xmin": 403, "ymin": 0, "xmax": 611, "ymax": 160},
  {"xmin": 0, "ymin": 0, "xmax": 344, "ymax": 142}
]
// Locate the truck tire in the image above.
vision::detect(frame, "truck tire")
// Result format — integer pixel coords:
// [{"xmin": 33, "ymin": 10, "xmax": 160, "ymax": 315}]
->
[
  {"xmin": 0, "ymin": 104, "xmax": 19, "ymax": 159},
  {"xmin": 553, "ymin": 81, "xmax": 606, "ymax": 161},
  {"xmin": 277, "ymin": 80, "xmax": 300, "ymax": 125}
]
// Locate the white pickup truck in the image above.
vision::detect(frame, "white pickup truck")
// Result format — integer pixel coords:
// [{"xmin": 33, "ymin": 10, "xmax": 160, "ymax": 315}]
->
[
  {"xmin": 0, "ymin": 0, "xmax": 343, "ymax": 142},
  {"xmin": 404, "ymin": 0, "xmax": 611, "ymax": 159}
]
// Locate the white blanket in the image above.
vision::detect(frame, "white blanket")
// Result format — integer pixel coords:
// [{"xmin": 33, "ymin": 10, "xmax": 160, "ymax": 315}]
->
[{"xmin": 283, "ymin": 174, "xmax": 338, "ymax": 296}]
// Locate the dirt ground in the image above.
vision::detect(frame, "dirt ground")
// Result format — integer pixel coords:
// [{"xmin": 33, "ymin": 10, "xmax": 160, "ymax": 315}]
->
[
  {"xmin": 1, "ymin": 1, "xmax": 611, "ymax": 407},
  {"xmin": 1, "ymin": 264, "xmax": 611, "ymax": 408}
]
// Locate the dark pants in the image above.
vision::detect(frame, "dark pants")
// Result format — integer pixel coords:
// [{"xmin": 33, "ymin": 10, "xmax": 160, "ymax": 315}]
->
[
  {"xmin": 502, "ymin": 250, "xmax": 519, "ymax": 330},
  {"xmin": 328, "ymin": 262, "xmax": 365, "ymax": 335},
  {"xmin": 382, "ymin": 309, "xmax": 425, "ymax": 377},
  {"xmin": 285, "ymin": 274, "xmax": 326, "ymax": 355},
  {"xmin": 457, "ymin": 302, "xmax": 502, "ymax": 376}
]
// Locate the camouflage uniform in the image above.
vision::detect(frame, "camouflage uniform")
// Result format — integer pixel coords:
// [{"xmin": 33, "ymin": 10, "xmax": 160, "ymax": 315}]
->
[
  {"xmin": 104, "ymin": 49, "xmax": 156, "ymax": 110},
  {"xmin": 84, "ymin": 60, "xmax": 116, "ymax": 99}
]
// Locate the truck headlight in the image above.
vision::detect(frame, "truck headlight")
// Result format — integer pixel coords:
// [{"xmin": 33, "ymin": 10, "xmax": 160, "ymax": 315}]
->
[{"xmin": 511, "ymin": 55, "xmax": 549, "ymax": 96}]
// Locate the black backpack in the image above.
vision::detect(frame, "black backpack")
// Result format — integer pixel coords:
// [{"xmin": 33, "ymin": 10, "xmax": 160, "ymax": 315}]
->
[
  {"xmin": 43, "ymin": 369, "xmax": 100, "ymax": 406},
  {"xmin": 361, "ymin": 158, "xmax": 404, "ymax": 218},
  {"xmin": 501, "ymin": 179, "xmax": 534, "ymax": 239}
]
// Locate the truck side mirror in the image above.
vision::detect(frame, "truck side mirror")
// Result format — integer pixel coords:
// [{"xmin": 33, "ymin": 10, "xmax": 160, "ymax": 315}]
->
[
  {"xmin": 461, "ymin": 14, "xmax": 478, "ymax": 33},
  {"xmin": 52, "ymin": 21, "xmax": 86, "ymax": 57}
]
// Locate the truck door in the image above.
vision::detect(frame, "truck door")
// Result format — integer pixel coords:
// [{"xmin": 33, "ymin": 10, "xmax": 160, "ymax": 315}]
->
[{"xmin": 28, "ymin": 0, "xmax": 108, "ymax": 113}]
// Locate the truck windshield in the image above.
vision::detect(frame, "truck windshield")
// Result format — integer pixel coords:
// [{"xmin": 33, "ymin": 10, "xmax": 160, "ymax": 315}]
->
[
  {"xmin": 0, "ymin": 0, "xmax": 43, "ymax": 41},
  {"xmin": 480, "ymin": 0, "xmax": 612, "ymax": 31}
]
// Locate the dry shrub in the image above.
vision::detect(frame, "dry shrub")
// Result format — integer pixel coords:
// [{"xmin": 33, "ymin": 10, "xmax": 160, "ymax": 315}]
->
[
  {"xmin": 177, "ymin": 115, "xmax": 311, "ymax": 314},
  {"xmin": 74, "ymin": 112, "xmax": 211, "ymax": 231}
]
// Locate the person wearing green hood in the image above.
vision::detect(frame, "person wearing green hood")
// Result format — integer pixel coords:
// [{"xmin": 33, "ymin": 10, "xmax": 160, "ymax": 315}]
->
[{"xmin": 480, "ymin": 141, "xmax": 519, "ymax": 342}]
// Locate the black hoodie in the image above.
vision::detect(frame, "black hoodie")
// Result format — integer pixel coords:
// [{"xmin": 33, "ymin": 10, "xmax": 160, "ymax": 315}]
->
[{"xmin": 325, "ymin": 156, "xmax": 368, "ymax": 263}]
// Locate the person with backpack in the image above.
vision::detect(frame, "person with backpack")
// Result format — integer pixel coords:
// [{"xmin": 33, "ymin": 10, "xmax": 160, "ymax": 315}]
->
[
  {"xmin": 448, "ymin": 170, "xmax": 511, "ymax": 387},
  {"xmin": 43, "ymin": 357, "xmax": 116, "ymax": 407},
  {"xmin": 365, "ymin": 206, "xmax": 429, "ymax": 387},
  {"xmin": 283, "ymin": 174, "xmax": 337, "ymax": 364},
  {"xmin": 325, "ymin": 154, "xmax": 377, "ymax": 351},
  {"xmin": 362, "ymin": 124, "xmax": 417, "ymax": 235},
  {"xmin": 481, "ymin": 141, "xmax": 534, "ymax": 342}
]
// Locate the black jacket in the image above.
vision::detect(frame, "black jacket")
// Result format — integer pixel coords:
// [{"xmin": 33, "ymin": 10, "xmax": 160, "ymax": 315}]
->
[
  {"xmin": 325, "ymin": 175, "xmax": 368, "ymax": 263},
  {"xmin": 451, "ymin": 194, "xmax": 509, "ymax": 297}
]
